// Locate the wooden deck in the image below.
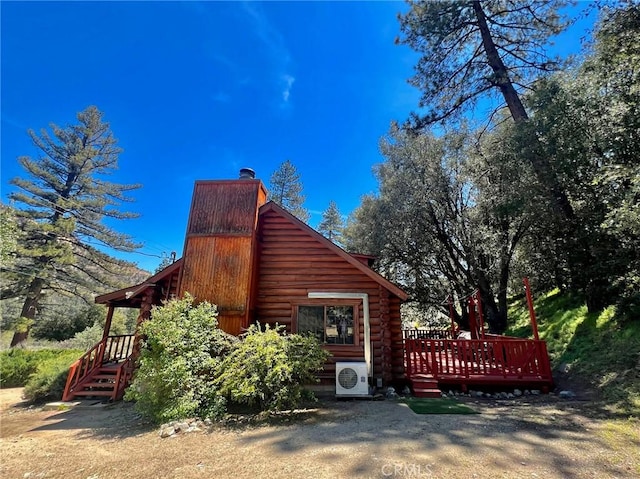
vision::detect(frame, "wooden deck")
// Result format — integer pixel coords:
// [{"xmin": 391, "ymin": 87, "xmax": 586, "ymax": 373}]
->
[{"xmin": 404, "ymin": 337, "xmax": 553, "ymax": 393}]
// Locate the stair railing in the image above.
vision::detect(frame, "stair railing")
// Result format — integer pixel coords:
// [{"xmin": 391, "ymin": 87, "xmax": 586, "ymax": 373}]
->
[
  {"xmin": 113, "ymin": 355, "xmax": 136, "ymax": 401},
  {"xmin": 102, "ymin": 334, "xmax": 135, "ymax": 363},
  {"xmin": 62, "ymin": 338, "xmax": 106, "ymax": 401},
  {"xmin": 62, "ymin": 334, "xmax": 135, "ymax": 401}
]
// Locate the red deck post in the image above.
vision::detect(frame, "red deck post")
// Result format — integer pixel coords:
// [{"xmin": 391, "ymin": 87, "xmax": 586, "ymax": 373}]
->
[
  {"xmin": 468, "ymin": 295, "xmax": 478, "ymax": 339},
  {"xmin": 98, "ymin": 305, "xmax": 115, "ymax": 365},
  {"xmin": 474, "ymin": 291, "xmax": 485, "ymax": 339},
  {"xmin": 448, "ymin": 295, "xmax": 456, "ymax": 337},
  {"xmin": 523, "ymin": 277, "xmax": 540, "ymax": 341}
]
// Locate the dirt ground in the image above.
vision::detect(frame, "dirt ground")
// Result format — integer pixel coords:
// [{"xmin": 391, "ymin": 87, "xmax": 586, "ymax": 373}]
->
[{"xmin": 1, "ymin": 388, "xmax": 638, "ymax": 479}]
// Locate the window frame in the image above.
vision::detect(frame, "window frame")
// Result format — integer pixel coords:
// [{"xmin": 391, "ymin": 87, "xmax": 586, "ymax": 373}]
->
[{"xmin": 292, "ymin": 299, "xmax": 360, "ymax": 347}]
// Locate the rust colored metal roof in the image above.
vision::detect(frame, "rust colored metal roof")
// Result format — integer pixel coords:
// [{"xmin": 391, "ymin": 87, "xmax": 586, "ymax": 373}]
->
[{"xmin": 95, "ymin": 259, "xmax": 183, "ymax": 306}]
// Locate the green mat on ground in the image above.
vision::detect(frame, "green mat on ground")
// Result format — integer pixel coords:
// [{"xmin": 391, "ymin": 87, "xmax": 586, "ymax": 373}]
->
[{"xmin": 401, "ymin": 397, "xmax": 479, "ymax": 414}]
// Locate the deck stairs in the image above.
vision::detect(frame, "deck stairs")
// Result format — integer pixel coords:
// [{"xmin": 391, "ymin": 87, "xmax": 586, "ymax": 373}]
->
[
  {"xmin": 62, "ymin": 335, "xmax": 135, "ymax": 402},
  {"xmin": 410, "ymin": 374, "xmax": 442, "ymax": 398},
  {"xmin": 66, "ymin": 364, "xmax": 120, "ymax": 399}
]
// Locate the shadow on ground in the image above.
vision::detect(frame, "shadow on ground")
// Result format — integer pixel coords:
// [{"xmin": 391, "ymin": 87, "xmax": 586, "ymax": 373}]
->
[
  {"xmin": 227, "ymin": 395, "xmax": 638, "ymax": 478},
  {"xmin": 2, "ymin": 390, "xmax": 637, "ymax": 478}
]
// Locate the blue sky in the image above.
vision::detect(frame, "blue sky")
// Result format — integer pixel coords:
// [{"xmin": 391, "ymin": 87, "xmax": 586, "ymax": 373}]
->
[{"xmin": 1, "ymin": 1, "xmax": 595, "ymax": 273}]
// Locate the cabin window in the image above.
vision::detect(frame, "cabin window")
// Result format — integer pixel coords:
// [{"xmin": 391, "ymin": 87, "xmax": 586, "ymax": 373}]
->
[{"xmin": 297, "ymin": 305, "xmax": 355, "ymax": 345}]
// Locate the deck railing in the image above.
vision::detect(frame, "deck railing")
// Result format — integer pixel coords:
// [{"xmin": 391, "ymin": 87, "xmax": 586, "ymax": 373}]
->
[
  {"xmin": 62, "ymin": 334, "xmax": 135, "ymax": 401},
  {"xmin": 403, "ymin": 328, "xmax": 454, "ymax": 340},
  {"xmin": 113, "ymin": 355, "xmax": 136, "ymax": 401},
  {"xmin": 102, "ymin": 334, "xmax": 135, "ymax": 363},
  {"xmin": 404, "ymin": 338, "xmax": 552, "ymax": 382}
]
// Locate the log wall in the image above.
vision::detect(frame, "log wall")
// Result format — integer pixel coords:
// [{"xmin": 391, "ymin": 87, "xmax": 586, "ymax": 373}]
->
[{"xmin": 255, "ymin": 210, "xmax": 405, "ymax": 382}]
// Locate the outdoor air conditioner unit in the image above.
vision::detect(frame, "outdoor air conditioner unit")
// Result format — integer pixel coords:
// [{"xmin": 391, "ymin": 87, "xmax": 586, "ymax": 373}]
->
[{"xmin": 335, "ymin": 361, "xmax": 369, "ymax": 397}]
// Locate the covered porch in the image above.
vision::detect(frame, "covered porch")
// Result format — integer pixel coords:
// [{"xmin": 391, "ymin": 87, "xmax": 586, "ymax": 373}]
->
[{"xmin": 62, "ymin": 260, "xmax": 182, "ymax": 401}]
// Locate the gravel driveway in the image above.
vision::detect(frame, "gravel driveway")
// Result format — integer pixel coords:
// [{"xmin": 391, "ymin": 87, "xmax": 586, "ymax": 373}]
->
[{"xmin": 1, "ymin": 388, "xmax": 638, "ymax": 478}]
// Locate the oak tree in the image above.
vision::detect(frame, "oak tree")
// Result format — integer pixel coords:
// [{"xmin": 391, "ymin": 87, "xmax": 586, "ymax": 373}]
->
[{"xmin": 345, "ymin": 124, "xmax": 534, "ymax": 332}]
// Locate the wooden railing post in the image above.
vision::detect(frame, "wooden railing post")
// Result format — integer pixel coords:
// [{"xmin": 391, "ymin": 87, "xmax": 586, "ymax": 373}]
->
[
  {"xmin": 112, "ymin": 364, "xmax": 123, "ymax": 402},
  {"xmin": 524, "ymin": 277, "xmax": 540, "ymax": 341},
  {"xmin": 62, "ymin": 362, "xmax": 79, "ymax": 401},
  {"xmin": 96, "ymin": 337, "xmax": 107, "ymax": 367}
]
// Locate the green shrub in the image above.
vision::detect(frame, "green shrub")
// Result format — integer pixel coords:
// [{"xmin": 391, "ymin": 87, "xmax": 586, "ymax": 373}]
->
[
  {"xmin": 0, "ymin": 348, "xmax": 83, "ymax": 388},
  {"xmin": 1, "ymin": 349, "xmax": 34, "ymax": 387},
  {"xmin": 33, "ymin": 304, "xmax": 133, "ymax": 342},
  {"xmin": 23, "ymin": 350, "xmax": 83, "ymax": 402},
  {"xmin": 67, "ymin": 323, "xmax": 104, "ymax": 350},
  {"xmin": 32, "ymin": 305, "xmax": 102, "ymax": 341},
  {"xmin": 215, "ymin": 324, "xmax": 330, "ymax": 412},
  {"xmin": 125, "ymin": 294, "xmax": 236, "ymax": 423}
]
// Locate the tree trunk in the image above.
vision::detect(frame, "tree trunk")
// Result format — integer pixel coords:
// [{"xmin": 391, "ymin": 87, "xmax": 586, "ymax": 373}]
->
[
  {"xmin": 10, "ymin": 277, "xmax": 44, "ymax": 347},
  {"xmin": 472, "ymin": 0, "xmax": 528, "ymax": 122},
  {"xmin": 476, "ymin": 276, "xmax": 507, "ymax": 334},
  {"xmin": 452, "ymin": 295, "xmax": 470, "ymax": 330},
  {"xmin": 472, "ymin": 0, "xmax": 575, "ymax": 221},
  {"xmin": 496, "ymin": 270, "xmax": 509, "ymax": 334}
]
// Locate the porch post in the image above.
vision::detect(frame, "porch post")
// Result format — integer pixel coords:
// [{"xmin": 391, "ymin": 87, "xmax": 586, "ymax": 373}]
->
[
  {"xmin": 131, "ymin": 286, "xmax": 155, "ymax": 363},
  {"xmin": 102, "ymin": 304, "xmax": 115, "ymax": 339}
]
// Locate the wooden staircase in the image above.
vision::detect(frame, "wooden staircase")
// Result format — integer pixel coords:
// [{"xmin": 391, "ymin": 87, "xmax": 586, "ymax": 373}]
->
[
  {"xmin": 68, "ymin": 365, "xmax": 120, "ymax": 399},
  {"xmin": 63, "ymin": 335, "xmax": 135, "ymax": 402},
  {"xmin": 410, "ymin": 374, "xmax": 442, "ymax": 398}
]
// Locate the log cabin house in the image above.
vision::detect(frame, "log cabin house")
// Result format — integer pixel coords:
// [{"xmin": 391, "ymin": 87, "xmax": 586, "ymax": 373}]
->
[{"xmin": 62, "ymin": 169, "xmax": 409, "ymax": 401}]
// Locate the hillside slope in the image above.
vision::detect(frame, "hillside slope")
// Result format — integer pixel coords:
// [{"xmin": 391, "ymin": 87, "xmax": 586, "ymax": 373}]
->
[{"xmin": 507, "ymin": 290, "xmax": 640, "ymax": 416}]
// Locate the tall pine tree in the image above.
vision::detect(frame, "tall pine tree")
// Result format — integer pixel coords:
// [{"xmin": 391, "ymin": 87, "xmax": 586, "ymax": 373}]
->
[
  {"xmin": 397, "ymin": 0, "xmax": 574, "ymax": 220},
  {"xmin": 318, "ymin": 200, "xmax": 344, "ymax": 245},
  {"xmin": 268, "ymin": 160, "xmax": 310, "ymax": 222},
  {"xmin": 4, "ymin": 106, "xmax": 141, "ymax": 346}
]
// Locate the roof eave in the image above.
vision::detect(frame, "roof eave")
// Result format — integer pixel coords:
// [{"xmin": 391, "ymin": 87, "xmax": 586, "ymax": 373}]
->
[{"xmin": 95, "ymin": 258, "xmax": 183, "ymax": 305}]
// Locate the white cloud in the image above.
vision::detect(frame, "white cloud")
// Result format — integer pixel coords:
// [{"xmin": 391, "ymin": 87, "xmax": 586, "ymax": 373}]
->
[
  {"xmin": 241, "ymin": 2, "xmax": 290, "ymax": 65},
  {"xmin": 241, "ymin": 2, "xmax": 295, "ymax": 107},
  {"xmin": 281, "ymin": 75, "xmax": 295, "ymax": 103}
]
